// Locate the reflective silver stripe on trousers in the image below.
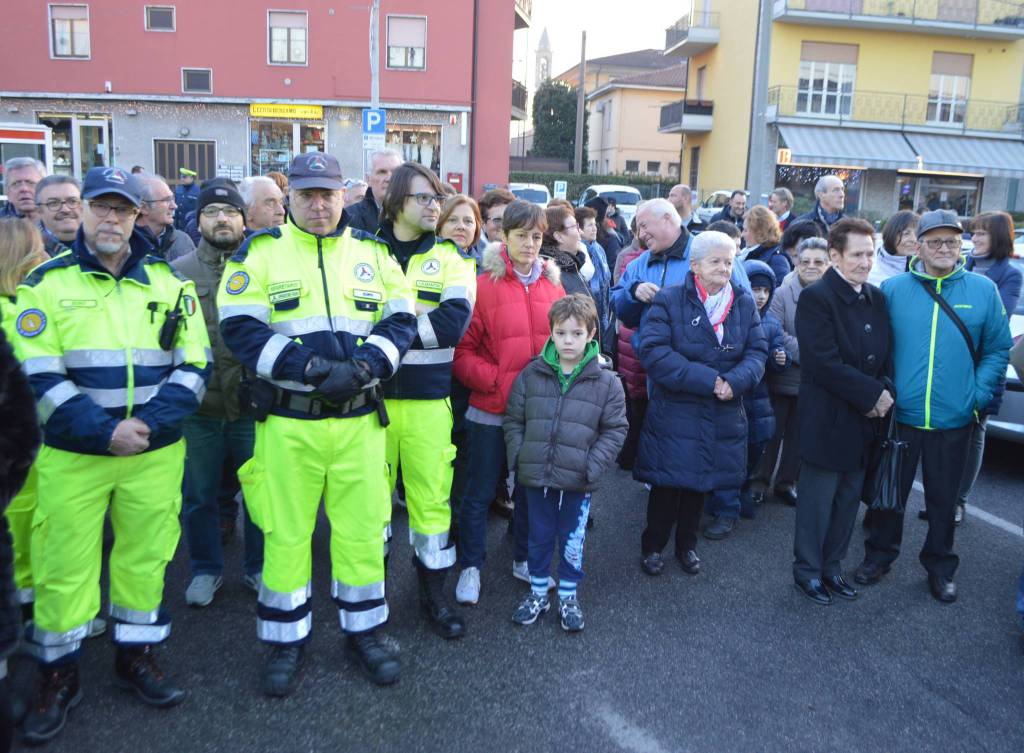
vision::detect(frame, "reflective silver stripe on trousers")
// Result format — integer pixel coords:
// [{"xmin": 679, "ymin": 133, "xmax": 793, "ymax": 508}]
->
[
  {"xmin": 331, "ymin": 579, "xmax": 385, "ymax": 603},
  {"xmin": 364, "ymin": 335, "xmax": 400, "ymax": 373},
  {"xmin": 22, "ymin": 356, "xmax": 65, "ymax": 376},
  {"xmin": 169, "ymin": 369, "xmax": 207, "ymax": 400},
  {"xmin": 38, "ymin": 380, "xmax": 81, "ymax": 423},
  {"xmin": 258, "ymin": 581, "xmax": 311, "ymax": 612},
  {"xmin": 219, "ymin": 304, "xmax": 271, "ymax": 323},
  {"xmin": 15, "ymin": 587, "xmax": 35, "ymax": 605},
  {"xmin": 80, "ymin": 381, "xmax": 165, "ymax": 408},
  {"xmin": 410, "ymin": 530, "xmax": 456, "ymax": 569},
  {"xmin": 113, "ymin": 622, "xmax": 171, "ymax": 644},
  {"xmin": 271, "ymin": 315, "xmax": 373, "ymax": 339},
  {"xmin": 26, "ymin": 640, "xmax": 81, "ymax": 663},
  {"xmin": 383, "ymin": 298, "xmax": 415, "ymax": 317},
  {"xmin": 441, "ymin": 285, "xmax": 472, "ymax": 303},
  {"xmin": 338, "ymin": 603, "xmax": 389, "ymax": 633},
  {"xmin": 417, "ymin": 314, "xmax": 439, "ymax": 349},
  {"xmin": 110, "ymin": 604, "xmax": 159, "ymax": 624},
  {"xmin": 257, "ymin": 612, "xmax": 313, "ymax": 643},
  {"xmin": 257, "ymin": 334, "xmax": 293, "ymax": 379},
  {"xmin": 416, "ymin": 545, "xmax": 457, "ymax": 570},
  {"xmin": 32, "ymin": 622, "xmax": 90, "ymax": 646},
  {"xmin": 402, "ymin": 347, "xmax": 455, "ymax": 366}
]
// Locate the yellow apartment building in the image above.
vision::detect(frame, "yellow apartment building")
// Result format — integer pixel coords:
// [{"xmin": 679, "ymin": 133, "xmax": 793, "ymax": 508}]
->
[{"xmin": 660, "ymin": 0, "xmax": 1024, "ymax": 219}]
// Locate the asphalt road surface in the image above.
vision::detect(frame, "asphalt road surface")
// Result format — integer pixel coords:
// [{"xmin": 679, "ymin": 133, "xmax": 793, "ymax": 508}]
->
[{"xmin": 7, "ymin": 440, "xmax": 1023, "ymax": 753}]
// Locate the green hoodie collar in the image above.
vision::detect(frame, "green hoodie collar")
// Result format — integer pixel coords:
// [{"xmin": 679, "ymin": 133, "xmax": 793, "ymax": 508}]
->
[
  {"xmin": 909, "ymin": 254, "xmax": 966, "ymax": 284},
  {"xmin": 542, "ymin": 338, "xmax": 599, "ymax": 393}
]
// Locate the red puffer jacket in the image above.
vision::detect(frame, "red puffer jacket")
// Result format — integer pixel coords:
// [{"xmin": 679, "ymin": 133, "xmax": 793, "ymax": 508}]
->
[
  {"xmin": 454, "ymin": 242, "xmax": 564, "ymax": 415},
  {"xmin": 613, "ymin": 243, "xmax": 647, "ymax": 400}
]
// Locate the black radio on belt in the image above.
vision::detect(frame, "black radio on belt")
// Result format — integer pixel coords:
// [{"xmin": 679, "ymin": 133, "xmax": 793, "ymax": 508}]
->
[{"xmin": 158, "ymin": 289, "xmax": 184, "ymax": 351}]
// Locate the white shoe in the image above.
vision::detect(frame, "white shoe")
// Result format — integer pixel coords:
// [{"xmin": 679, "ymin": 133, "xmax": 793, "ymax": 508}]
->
[
  {"xmin": 243, "ymin": 573, "xmax": 262, "ymax": 593},
  {"xmin": 512, "ymin": 561, "xmax": 556, "ymax": 591},
  {"xmin": 87, "ymin": 617, "xmax": 106, "ymax": 639},
  {"xmin": 455, "ymin": 567, "xmax": 480, "ymax": 605},
  {"xmin": 185, "ymin": 574, "xmax": 223, "ymax": 607}
]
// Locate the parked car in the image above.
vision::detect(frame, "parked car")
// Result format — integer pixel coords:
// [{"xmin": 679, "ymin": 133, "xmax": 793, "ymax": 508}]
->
[
  {"xmin": 576, "ymin": 184, "xmax": 643, "ymax": 226},
  {"xmin": 988, "ymin": 257, "xmax": 1024, "ymax": 443},
  {"xmin": 509, "ymin": 182, "xmax": 550, "ymax": 208},
  {"xmin": 695, "ymin": 190, "xmax": 734, "ymax": 224}
]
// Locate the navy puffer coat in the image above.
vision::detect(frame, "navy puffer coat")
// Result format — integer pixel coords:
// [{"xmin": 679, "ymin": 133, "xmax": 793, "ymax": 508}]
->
[
  {"xmin": 634, "ymin": 273, "xmax": 768, "ymax": 491},
  {"xmin": 742, "ymin": 259, "xmax": 790, "ymax": 444}
]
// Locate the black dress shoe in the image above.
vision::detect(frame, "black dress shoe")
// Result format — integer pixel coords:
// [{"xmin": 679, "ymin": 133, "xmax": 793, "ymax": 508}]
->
[
  {"xmin": 677, "ymin": 550, "xmax": 700, "ymax": 575},
  {"xmin": 928, "ymin": 574, "xmax": 957, "ymax": 604},
  {"xmin": 114, "ymin": 646, "xmax": 185, "ymax": 707},
  {"xmin": 853, "ymin": 559, "xmax": 890, "ymax": 586},
  {"xmin": 794, "ymin": 578, "xmax": 832, "ymax": 605},
  {"xmin": 262, "ymin": 645, "xmax": 304, "ymax": 697},
  {"xmin": 640, "ymin": 552, "xmax": 664, "ymax": 576},
  {"xmin": 21, "ymin": 665, "xmax": 82, "ymax": 745},
  {"xmin": 346, "ymin": 631, "xmax": 400, "ymax": 686},
  {"xmin": 775, "ymin": 487, "xmax": 797, "ymax": 506},
  {"xmin": 823, "ymin": 574, "xmax": 858, "ymax": 601}
]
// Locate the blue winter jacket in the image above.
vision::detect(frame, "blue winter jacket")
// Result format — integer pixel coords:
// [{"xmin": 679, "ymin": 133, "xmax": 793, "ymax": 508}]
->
[
  {"xmin": 881, "ymin": 258, "xmax": 1012, "ymax": 430},
  {"xmin": 743, "ymin": 243, "xmax": 792, "ymax": 288},
  {"xmin": 634, "ymin": 273, "xmax": 768, "ymax": 491},
  {"xmin": 964, "ymin": 254, "xmax": 1022, "ymax": 415},
  {"xmin": 743, "ymin": 260, "xmax": 789, "ymax": 444},
  {"xmin": 584, "ymin": 239, "xmax": 614, "ymax": 352}
]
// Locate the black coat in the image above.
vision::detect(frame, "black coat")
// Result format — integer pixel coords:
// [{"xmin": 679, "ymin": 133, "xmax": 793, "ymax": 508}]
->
[
  {"xmin": 795, "ymin": 268, "xmax": 892, "ymax": 472},
  {"xmin": 0, "ymin": 327, "xmax": 40, "ymax": 662},
  {"xmin": 346, "ymin": 188, "xmax": 382, "ymax": 233},
  {"xmin": 540, "ymin": 244, "xmax": 592, "ymax": 300},
  {"xmin": 709, "ymin": 206, "xmax": 743, "ymax": 230}
]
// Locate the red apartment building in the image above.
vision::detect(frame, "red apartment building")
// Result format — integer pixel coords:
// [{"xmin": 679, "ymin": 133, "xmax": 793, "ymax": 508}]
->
[{"xmin": 0, "ymin": 0, "xmax": 532, "ymax": 196}]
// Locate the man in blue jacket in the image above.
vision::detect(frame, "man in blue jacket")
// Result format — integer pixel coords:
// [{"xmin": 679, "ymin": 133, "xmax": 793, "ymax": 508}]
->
[{"xmin": 855, "ymin": 210, "xmax": 1011, "ymax": 603}]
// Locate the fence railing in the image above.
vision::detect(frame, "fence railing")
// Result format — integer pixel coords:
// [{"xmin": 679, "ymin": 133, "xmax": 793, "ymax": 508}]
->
[
  {"xmin": 512, "ymin": 80, "xmax": 528, "ymax": 112},
  {"xmin": 776, "ymin": 0, "xmax": 1024, "ymax": 29},
  {"xmin": 660, "ymin": 100, "xmax": 715, "ymax": 129},
  {"xmin": 665, "ymin": 11, "xmax": 721, "ymax": 48},
  {"xmin": 767, "ymin": 85, "xmax": 1024, "ymax": 135}
]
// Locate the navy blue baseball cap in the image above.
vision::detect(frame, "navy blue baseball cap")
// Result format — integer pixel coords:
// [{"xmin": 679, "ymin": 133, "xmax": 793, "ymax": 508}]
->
[
  {"xmin": 289, "ymin": 152, "xmax": 344, "ymax": 190},
  {"xmin": 81, "ymin": 166, "xmax": 142, "ymax": 206}
]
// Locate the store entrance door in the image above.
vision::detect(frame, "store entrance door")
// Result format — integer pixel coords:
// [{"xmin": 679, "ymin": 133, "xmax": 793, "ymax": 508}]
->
[{"xmin": 76, "ymin": 119, "xmax": 108, "ymax": 176}]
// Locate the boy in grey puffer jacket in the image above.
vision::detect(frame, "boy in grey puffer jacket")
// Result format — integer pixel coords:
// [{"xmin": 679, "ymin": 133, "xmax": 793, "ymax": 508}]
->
[{"xmin": 504, "ymin": 294, "xmax": 627, "ymax": 633}]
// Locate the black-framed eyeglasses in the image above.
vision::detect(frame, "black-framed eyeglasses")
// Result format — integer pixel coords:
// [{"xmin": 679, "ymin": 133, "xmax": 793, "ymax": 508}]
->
[
  {"xmin": 200, "ymin": 206, "xmax": 243, "ymax": 218},
  {"xmin": 87, "ymin": 201, "xmax": 138, "ymax": 220},
  {"xmin": 407, "ymin": 192, "xmax": 445, "ymax": 207},
  {"xmin": 41, "ymin": 197, "xmax": 82, "ymax": 211}
]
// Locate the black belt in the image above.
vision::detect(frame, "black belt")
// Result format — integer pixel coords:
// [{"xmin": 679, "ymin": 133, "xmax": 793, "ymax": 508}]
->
[{"xmin": 275, "ymin": 389, "xmax": 370, "ymax": 417}]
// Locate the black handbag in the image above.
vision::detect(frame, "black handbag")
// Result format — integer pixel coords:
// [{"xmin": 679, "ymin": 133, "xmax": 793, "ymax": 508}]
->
[{"xmin": 862, "ymin": 399, "xmax": 909, "ymax": 512}]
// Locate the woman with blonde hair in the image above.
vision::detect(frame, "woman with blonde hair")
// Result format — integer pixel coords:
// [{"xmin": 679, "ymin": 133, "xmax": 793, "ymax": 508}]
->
[
  {"xmin": 741, "ymin": 205, "xmax": 790, "ymax": 286},
  {"xmin": 437, "ymin": 193, "xmax": 483, "ymax": 269}
]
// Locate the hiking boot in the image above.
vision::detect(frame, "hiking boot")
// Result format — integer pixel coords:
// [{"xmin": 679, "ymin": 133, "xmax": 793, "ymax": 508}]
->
[
  {"xmin": 345, "ymin": 631, "xmax": 400, "ymax": 686},
  {"xmin": 21, "ymin": 664, "xmax": 82, "ymax": 746},
  {"xmin": 113, "ymin": 645, "xmax": 185, "ymax": 707}
]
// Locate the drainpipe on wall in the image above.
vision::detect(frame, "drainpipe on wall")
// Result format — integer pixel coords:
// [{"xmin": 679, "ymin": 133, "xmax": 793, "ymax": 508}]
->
[{"xmin": 468, "ymin": 0, "xmax": 480, "ymax": 191}]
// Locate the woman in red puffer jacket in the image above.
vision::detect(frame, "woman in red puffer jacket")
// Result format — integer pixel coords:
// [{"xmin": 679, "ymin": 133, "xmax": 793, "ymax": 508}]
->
[
  {"xmin": 613, "ymin": 238, "xmax": 648, "ymax": 469},
  {"xmin": 451, "ymin": 200, "xmax": 565, "ymax": 606}
]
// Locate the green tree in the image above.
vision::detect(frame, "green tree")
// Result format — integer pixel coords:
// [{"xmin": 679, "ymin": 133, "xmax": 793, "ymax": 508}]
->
[{"xmin": 531, "ymin": 80, "xmax": 589, "ymax": 168}]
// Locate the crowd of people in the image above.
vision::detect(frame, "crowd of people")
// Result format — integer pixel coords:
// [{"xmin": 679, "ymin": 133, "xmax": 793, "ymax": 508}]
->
[{"xmin": 0, "ymin": 151, "xmax": 1022, "ymax": 749}]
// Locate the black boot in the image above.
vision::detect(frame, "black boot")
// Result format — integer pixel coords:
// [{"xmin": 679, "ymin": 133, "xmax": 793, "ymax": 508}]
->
[
  {"xmin": 262, "ymin": 645, "xmax": 304, "ymax": 697},
  {"xmin": 416, "ymin": 561, "xmax": 466, "ymax": 640},
  {"xmin": 345, "ymin": 631, "xmax": 400, "ymax": 686},
  {"xmin": 20, "ymin": 664, "xmax": 82, "ymax": 746},
  {"xmin": 114, "ymin": 645, "xmax": 185, "ymax": 707}
]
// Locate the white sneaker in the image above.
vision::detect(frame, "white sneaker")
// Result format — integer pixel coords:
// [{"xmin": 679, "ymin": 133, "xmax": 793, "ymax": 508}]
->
[
  {"xmin": 87, "ymin": 617, "xmax": 106, "ymax": 639},
  {"xmin": 455, "ymin": 567, "xmax": 480, "ymax": 605},
  {"xmin": 185, "ymin": 574, "xmax": 223, "ymax": 607},
  {"xmin": 243, "ymin": 573, "xmax": 262, "ymax": 593},
  {"xmin": 512, "ymin": 561, "xmax": 556, "ymax": 591}
]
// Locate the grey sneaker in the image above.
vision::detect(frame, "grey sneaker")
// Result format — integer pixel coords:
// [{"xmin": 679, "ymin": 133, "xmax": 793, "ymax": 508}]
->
[
  {"xmin": 559, "ymin": 596, "xmax": 585, "ymax": 632},
  {"xmin": 511, "ymin": 561, "xmax": 556, "ymax": 590},
  {"xmin": 243, "ymin": 573, "xmax": 262, "ymax": 593},
  {"xmin": 185, "ymin": 575, "xmax": 223, "ymax": 607},
  {"xmin": 512, "ymin": 592, "xmax": 550, "ymax": 626},
  {"xmin": 455, "ymin": 567, "xmax": 480, "ymax": 605},
  {"xmin": 87, "ymin": 617, "xmax": 107, "ymax": 639}
]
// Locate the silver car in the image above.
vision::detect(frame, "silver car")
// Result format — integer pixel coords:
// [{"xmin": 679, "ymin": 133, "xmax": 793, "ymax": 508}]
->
[{"xmin": 987, "ymin": 258, "xmax": 1024, "ymax": 443}]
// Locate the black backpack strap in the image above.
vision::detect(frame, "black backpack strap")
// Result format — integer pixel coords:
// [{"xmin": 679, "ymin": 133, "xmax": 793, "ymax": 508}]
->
[{"xmin": 917, "ymin": 278, "xmax": 980, "ymax": 367}]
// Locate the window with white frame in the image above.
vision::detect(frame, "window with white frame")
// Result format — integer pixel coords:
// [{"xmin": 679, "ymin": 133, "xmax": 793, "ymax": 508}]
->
[
  {"xmin": 796, "ymin": 42, "xmax": 857, "ymax": 118},
  {"xmin": 182, "ymin": 68, "xmax": 212, "ymax": 93},
  {"xmin": 387, "ymin": 16, "xmax": 426, "ymax": 70},
  {"xmin": 269, "ymin": 10, "xmax": 307, "ymax": 65},
  {"xmin": 145, "ymin": 6, "xmax": 175, "ymax": 31},
  {"xmin": 928, "ymin": 52, "xmax": 972, "ymax": 125},
  {"xmin": 50, "ymin": 4, "xmax": 90, "ymax": 58}
]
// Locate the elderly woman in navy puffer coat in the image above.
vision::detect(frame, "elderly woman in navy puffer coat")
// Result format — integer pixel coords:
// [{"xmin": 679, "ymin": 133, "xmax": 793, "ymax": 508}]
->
[{"xmin": 634, "ymin": 231, "xmax": 768, "ymax": 577}]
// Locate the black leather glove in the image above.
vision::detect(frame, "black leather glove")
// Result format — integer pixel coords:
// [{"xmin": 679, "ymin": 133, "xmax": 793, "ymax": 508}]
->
[{"xmin": 304, "ymin": 355, "xmax": 372, "ymax": 403}]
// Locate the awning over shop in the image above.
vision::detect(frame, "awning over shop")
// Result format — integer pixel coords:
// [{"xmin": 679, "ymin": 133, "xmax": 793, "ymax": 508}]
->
[
  {"xmin": 777, "ymin": 124, "xmax": 919, "ymax": 170},
  {"xmin": 903, "ymin": 133, "xmax": 1024, "ymax": 179}
]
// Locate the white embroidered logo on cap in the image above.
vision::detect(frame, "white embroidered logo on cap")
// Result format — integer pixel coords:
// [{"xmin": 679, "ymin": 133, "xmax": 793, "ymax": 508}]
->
[
  {"xmin": 102, "ymin": 168, "xmax": 127, "ymax": 184},
  {"xmin": 307, "ymin": 155, "xmax": 328, "ymax": 172}
]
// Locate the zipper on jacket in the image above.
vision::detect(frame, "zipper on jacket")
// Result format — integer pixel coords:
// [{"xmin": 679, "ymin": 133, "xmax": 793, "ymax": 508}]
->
[
  {"xmin": 107, "ymin": 277, "xmax": 135, "ymax": 417},
  {"xmin": 923, "ymin": 278, "xmax": 941, "ymax": 430},
  {"xmin": 544, "ymin": 389, "xmax": 565, "ymax": 481}
]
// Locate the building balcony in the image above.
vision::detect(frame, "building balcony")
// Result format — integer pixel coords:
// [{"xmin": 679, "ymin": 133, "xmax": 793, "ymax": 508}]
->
[
  {"xmin": 511, "ymin": 80, "xmax": 529, "ymax": 121},
  {"xmin": 664, "ymin": 11, "xmax": 721, "ymax": 57},
  {"xmin": 773, "ymin": 0, "xmax": 1024, "ymax": 40},
  {"xmin": 514, "ymin": 0, "xmax": 532, "ymax": 30},
  {"xmin": 766, "ymin": 85, "xmax": 1024, "ymax": 136},
  {"xmin": 659, "ymin": 99, "xmax": 715, "ymax": 133}
]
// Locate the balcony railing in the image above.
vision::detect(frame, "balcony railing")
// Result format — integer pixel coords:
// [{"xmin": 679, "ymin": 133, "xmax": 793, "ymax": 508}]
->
[
  {"xmin": 665, "ymin": 11, "xmax": 721, "ymax": 48},
  {"xmin": 775, "ymin": 0, "xmax": 1024, "ymax": 29},
  {"xmin": 767, "ymin": 85, "xmax": 1024, "ymax": 135},
  {"xmin": 660, "ymin": 100, "xmax": 715, "ymax": 130},
  {"xmin": 512, "ymin": 80, "xmax": 528, "ymax": 113}
]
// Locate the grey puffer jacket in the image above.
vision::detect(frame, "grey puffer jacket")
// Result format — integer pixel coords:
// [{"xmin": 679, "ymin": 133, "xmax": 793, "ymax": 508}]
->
[
  {"xmin": 768, "ymin": 270, "xmax": 805, "ymax": 396},
  {"xmin": 504, "ymin": 346, "xmax": 627, "ymax": 492}
]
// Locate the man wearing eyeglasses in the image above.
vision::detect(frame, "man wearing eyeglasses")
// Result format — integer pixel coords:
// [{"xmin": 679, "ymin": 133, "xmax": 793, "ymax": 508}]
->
[
  {"xmin": 135, "ymin": 175, "xmax": 196, "ymax": 262},
  {"xmin": 171, "ymin": 185, "xmax": 264, "ymax": 610},
  {"xmin": 14, "ymin": 166, "xmax": 211, "ymax": 744},
  {"xmin": 218, "ymin": 151, "xmax": 417, "ymax": 694},
  {"xmin": 34, "ymin": 175, "xmax": 83, "ymax": 257},
  {"xmin": 374, "ymin": 162, "xmax": 476, "ymax": 641},
  {"xmin": 856, "ymin": 209, "xmax": 1012, "ymax": 604}
]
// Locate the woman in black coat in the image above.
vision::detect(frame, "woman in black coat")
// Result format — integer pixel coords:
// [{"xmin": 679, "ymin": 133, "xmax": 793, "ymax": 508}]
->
[
  {"xmin": 792, "ymin": 218, "xmax": 893, "ymax": 606},
  {"xmin": 635, "ymin": 231, "xmax": 767, "ymax": 577}
]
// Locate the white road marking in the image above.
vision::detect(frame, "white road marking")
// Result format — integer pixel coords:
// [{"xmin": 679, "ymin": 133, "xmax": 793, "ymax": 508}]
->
[
  {"xmin": 911, "ymin": 480, "xmax": 1023, "ymax": 537},
  {"xmin": 592, "ymin": 704, "xmax": 674, "ymax": 753}
]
